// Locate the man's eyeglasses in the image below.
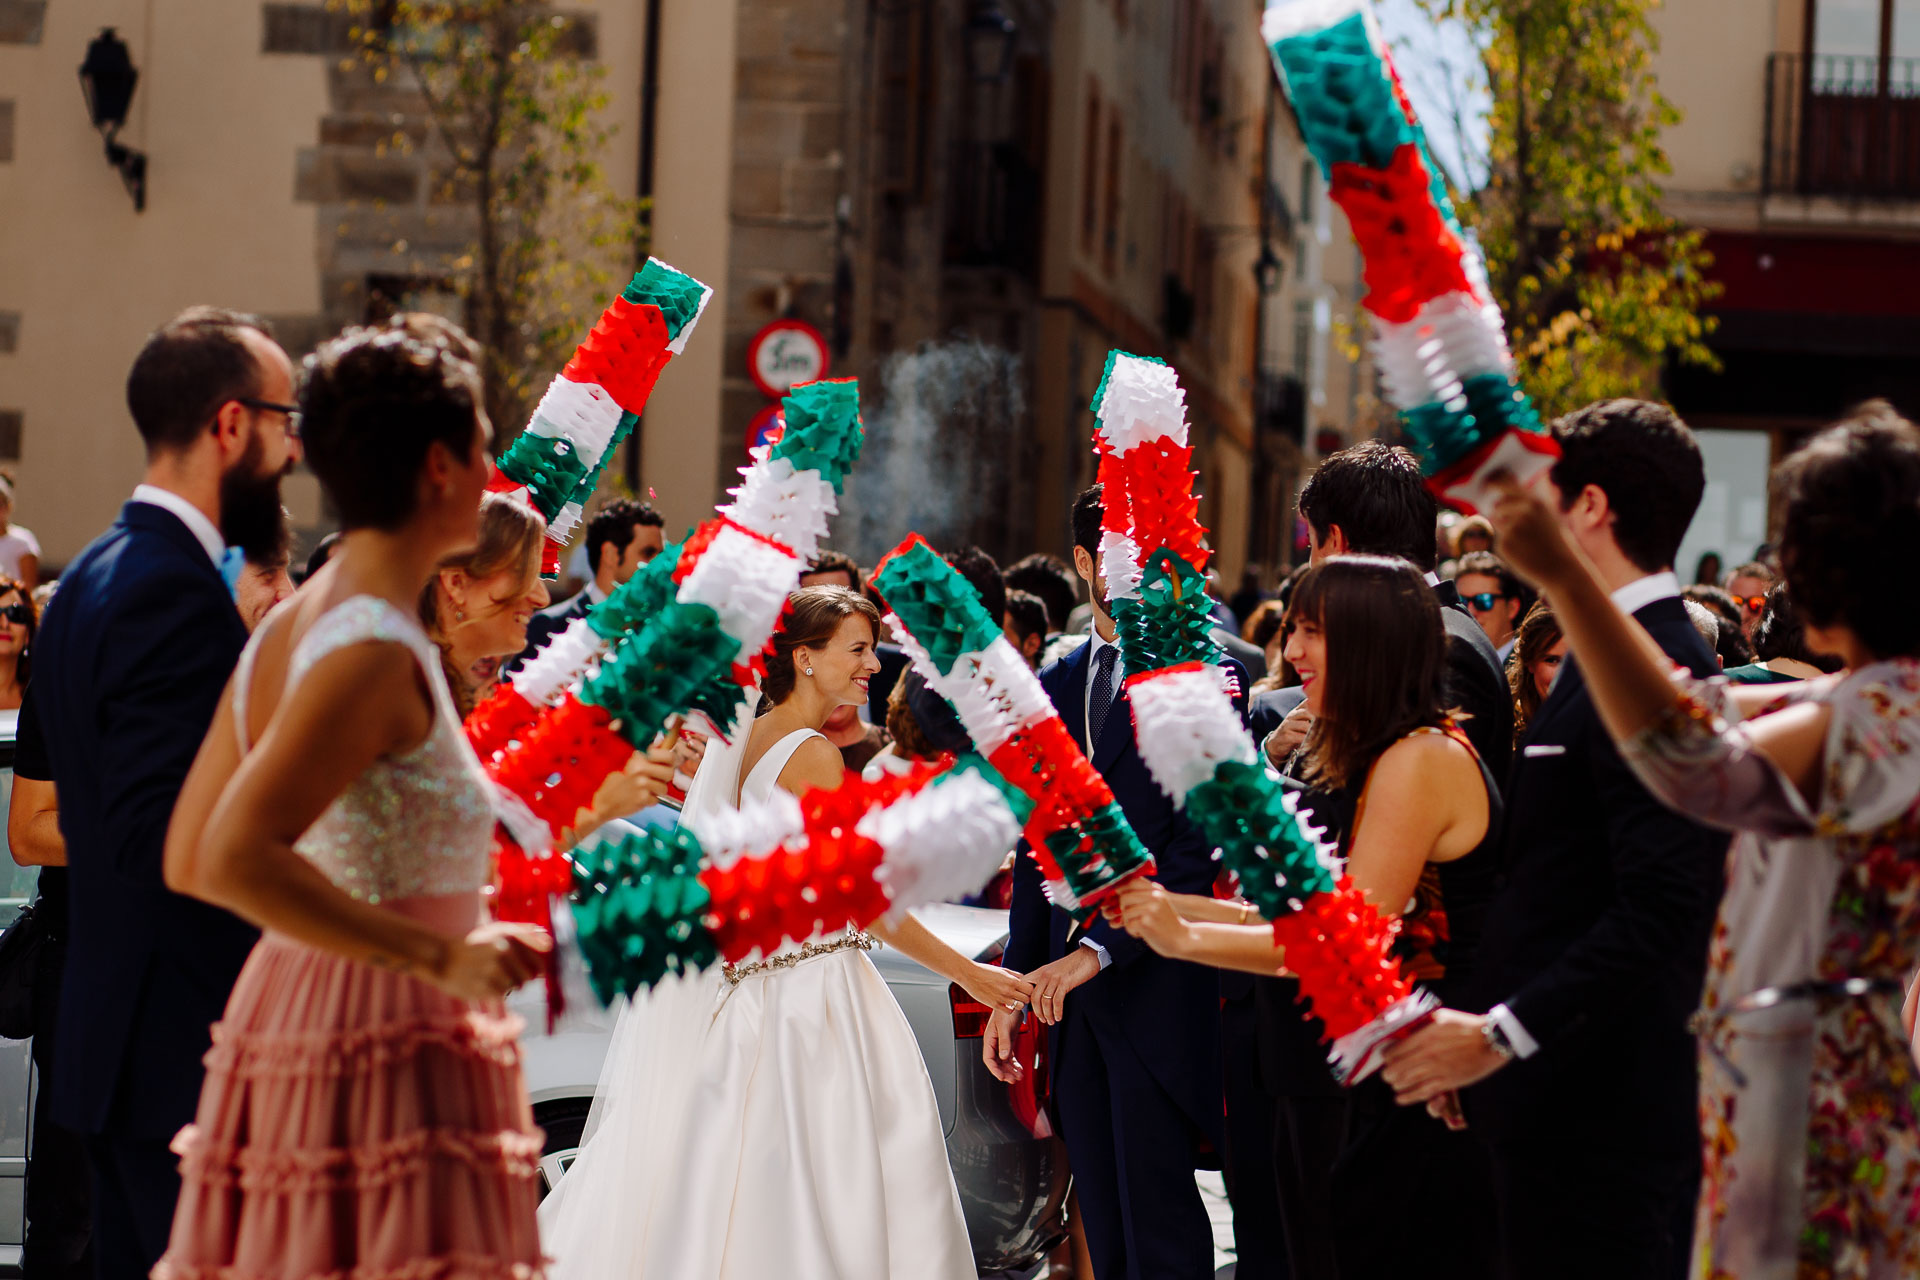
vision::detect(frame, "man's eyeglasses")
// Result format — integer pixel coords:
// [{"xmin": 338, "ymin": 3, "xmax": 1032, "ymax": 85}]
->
[
  {"xmin": 1463, "ymin": 592, "xmax": 1510, "ymax": 611},
  {"xmin": 0, "ymin": 603, "xmax": 32, "ymax": 626},
  {"xmin": 1736, "ymin": 595, "xmax": 1767, "ymax": 613},
  {"xmin": 237, "ymin": 398, "xmax": 303, "ymax": 440}
]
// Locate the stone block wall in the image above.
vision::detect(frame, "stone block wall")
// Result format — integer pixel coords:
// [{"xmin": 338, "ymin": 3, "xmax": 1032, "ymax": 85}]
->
[{"xmin": 721, "ymin": 0, "xmax": 852, "ymax": 459}]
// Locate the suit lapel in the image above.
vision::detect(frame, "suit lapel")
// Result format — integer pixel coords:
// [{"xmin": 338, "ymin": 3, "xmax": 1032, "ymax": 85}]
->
[
  {"xmin": 1091, "ymin": 672, "xmax": 1131, "ymax": 774},
  {"xmin": 1056, "ymin": 639, "xmax": 1092, "ymax": 751}
]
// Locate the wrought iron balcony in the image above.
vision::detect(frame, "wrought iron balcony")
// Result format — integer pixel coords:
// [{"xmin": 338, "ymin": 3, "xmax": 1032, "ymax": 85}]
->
[{"xmin": 1764, "ymin": 52, "xmax": 1920, "ymax": 199}]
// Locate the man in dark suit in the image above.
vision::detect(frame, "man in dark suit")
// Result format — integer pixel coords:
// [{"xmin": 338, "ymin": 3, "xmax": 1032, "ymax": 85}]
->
[
  {"xmin": 985, "ymin": 485, "xmax": 1248, "ymax": 1280},
  {"xmin": 507, "ymin": 497, "xmax": 664, "ymax": 674},
  {"xmin": 33, "ymin": 308, "xmax": 300, "ymax": 1279},
  {"xmin": 1248, "ymin": 442, "xmax": 1511, "ymax": 779},
  {"xmin": 1382, "ymin": 400, "xmax": 1728, "ymax": 1280}
]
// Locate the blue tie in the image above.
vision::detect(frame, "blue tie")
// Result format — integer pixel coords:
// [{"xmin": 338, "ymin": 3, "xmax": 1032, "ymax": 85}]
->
[{"xmin": 1088, "ymin": 644, "xmax": 1118, "ymax": 751}]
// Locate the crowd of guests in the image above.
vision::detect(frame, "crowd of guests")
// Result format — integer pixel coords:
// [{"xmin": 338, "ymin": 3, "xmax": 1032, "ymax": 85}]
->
[{"xmin": 0, "ymin": 298, "xmax": 1916, "ymax": 1280}]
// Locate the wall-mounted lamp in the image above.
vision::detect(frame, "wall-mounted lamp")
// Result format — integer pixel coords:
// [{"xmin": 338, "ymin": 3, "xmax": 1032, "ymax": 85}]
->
[
  {"xmin": 1254, "ymin": 242, "xmax": 1282, "ymax": 293},
  {"xmin": 964, "ymin": 2, "xmax": 1018, "ymax": 84},
  {"xmin": 79, "ymin": 29, "xmax": 147, "ymax": 212}
]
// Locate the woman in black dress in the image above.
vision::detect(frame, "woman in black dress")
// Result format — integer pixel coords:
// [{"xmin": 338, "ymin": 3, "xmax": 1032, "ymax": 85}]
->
[{"xmin": 1109, "ymin": 554, "xmax": 1501, "ymax": 1279}]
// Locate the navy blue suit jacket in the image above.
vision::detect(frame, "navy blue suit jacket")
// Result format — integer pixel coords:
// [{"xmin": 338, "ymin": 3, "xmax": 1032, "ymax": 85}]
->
[
  {"xmin": 34, "ymin": 502, "xmax": 256, "ymax": 1138},
  {"xmin": 1005, "ymin": 638, "xmax": 1248, "ymax": 1143},
  {"xmin": 1465, "ymin": 595, "xmax": 1726, "ymax": 1157}
]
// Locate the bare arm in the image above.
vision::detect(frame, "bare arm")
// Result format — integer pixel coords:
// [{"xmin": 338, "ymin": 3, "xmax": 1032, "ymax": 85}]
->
[
  {"xmin": 166, "ymin": 641, "xmax": 547, "ymax": 1000},
  {"xmin": 869, "ymin": 913, "xmax": 1034, "ymax": 1011},
  {"xmin": 7, "ymin": 776, "xmax": 62, "ymax": 868},
  {"xmin": 16, "ymin": 555, "xmax": 37, "ymax": 594},
  {"xmin": 1103, "ymin": 879, "xmax": 1294, "ymax": 976},
  {"xmin": 1158, "ymin": 891, "xmax": 1259, "ymax": 925}
]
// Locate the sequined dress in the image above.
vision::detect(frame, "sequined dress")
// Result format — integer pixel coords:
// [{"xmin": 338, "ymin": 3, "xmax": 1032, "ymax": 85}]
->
[{"xmin": 155, "ymin": 597, "xmax": 546, "ymax": 1280}]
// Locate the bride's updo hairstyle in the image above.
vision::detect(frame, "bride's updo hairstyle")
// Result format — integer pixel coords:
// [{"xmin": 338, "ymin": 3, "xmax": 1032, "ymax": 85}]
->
[
  {"xmin": 298, "ymin": 315, "xmax": 485, "ymax": 531},
  {"xmin": 761, "ymin": 585, "xmax": 881, "ymax": 707}
]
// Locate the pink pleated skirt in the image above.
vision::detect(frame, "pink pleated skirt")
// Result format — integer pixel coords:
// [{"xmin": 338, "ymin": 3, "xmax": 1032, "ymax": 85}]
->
[{"xmin": 155, "ymin": 897, "xmax": 546, "ymax": 1280}]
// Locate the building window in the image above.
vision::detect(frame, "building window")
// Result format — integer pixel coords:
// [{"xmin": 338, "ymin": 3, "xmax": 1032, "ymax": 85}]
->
[
  {"xmin": 877, "ymin": 5, "xmax": 931, "ymax": 199},
  {"xmin": 1192, "ymin": 228, "xmax": 1216, "ymax": 351},
  {"xmin": 0, "ymin": 412, "xmax": 21, "ymax": 463},
  {"xmin": 1810, "ymin": 0, "xmax": 1920, "ymax": 88},
  {"xmin": 1082, "ymin": 82, "xmax": 1102, "ymax": 255},
  {"xmin": 1102, "ymin": 119, "xmax": 1123, "ymax": 275}
]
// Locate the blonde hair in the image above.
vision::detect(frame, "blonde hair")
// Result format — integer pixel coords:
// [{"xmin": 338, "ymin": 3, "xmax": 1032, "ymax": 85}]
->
[{"xmin": 419, "ymin": 492, "xmax": 545, "ymax": 712}]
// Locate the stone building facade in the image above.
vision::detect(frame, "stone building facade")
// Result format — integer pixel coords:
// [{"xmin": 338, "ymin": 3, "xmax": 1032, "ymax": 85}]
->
[{"xmin": 0, "ymin": 0, "xmax": 1370, "ymax": 579}]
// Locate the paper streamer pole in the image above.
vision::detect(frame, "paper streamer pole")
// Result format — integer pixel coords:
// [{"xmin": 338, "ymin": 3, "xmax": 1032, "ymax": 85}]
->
[
  {"xmin": 1263, "ymin": 0, "xmax": 1558, "ymax": 513},
  {"xmin": 1090, "ymin": 352, "xmax": 1222, "ymax": 678},
  {"xmin": 1125, "ymin": 662, "xmax": 1432, "ymax": 1082},
  {"xmin": 568, "ymin": 756, "xmax": 1030, "ymax": 1002},
  {"xmin": 492, "ymin": 258, "xmax": 714, "ymax": 575},
  {"xmin": 473, "ymin": 378, "xmax": 863, "ymax": 931},
  {"xmin": 870, "ymin": 535, "xmax": 1155, "ymax": 916}
]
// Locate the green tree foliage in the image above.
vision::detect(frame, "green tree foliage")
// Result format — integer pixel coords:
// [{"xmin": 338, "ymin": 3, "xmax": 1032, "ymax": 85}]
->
[
  {"xmin": 1419, "ymin": 0, "xmax": 1720, "ymax": 416},
  {"xmin": 337, "ymin": 1, "xmax": 645, "ymax": 437}
]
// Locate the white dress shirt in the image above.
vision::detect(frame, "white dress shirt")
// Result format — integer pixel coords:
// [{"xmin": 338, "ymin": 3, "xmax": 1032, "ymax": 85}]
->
[
  {"xmin": 1608, "ymin": 570, "xmax": 1681, "ymax": 617},
  {"xmin": 131, "ymin": 484, "xmax": 225, "ymax": 567},
  {"xmin": 1487, "ymin": 568, "xmax": 1684, "ymax": 1059}
]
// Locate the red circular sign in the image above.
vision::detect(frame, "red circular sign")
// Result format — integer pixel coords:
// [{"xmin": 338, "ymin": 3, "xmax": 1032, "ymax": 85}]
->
[
  {"xmin": 746, "ymin": 403, "xmax": 786, "ymax": 458},
  {"xmin": 747, "ymin": 319, "xmax": 830, "ymax": 399}
]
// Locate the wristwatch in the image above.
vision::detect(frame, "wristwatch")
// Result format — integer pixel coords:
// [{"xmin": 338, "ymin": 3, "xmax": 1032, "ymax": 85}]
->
[{"xmin": 1481, "ymin": 1017, "xmax": 1517, "ymax": 1062}]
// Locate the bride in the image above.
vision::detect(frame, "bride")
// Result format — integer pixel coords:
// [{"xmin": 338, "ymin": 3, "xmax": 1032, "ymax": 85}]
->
[{"xmin": 540, "ymin": 585, "xmax": 1033, "ymax": 1278}]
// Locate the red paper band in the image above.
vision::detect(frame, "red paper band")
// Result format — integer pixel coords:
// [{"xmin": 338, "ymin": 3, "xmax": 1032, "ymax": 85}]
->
[
  {"xmin": 466, "ymin": 684, "xmax": 540, "ymax": 764},
  {"xmin": 1329, "ymin": 146, "xmax": 1474, "ymax": 324},
  {"xmin": 560, "ymin": 299, "xmax": 675, "ymax": 415},
  {"xmin": 1268, "ymin": 877, "xmax": 1415, "ymax": 1041}
]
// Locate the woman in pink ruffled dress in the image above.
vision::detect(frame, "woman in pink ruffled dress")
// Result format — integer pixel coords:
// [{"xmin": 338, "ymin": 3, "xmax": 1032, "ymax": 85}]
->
[{"xmin": 152, "ymin": 321, "xmax": 668, "ymax": 1280}]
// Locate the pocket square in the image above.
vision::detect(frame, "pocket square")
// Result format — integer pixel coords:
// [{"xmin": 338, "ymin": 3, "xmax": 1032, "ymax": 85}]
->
[{"xmin": 1522, "ymin": 743, "xmax": 1567, "ymax": 758}]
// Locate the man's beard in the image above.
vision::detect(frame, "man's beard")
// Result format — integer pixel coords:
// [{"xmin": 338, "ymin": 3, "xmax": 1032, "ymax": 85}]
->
[{"xmin": 219, "ymin": 435, "xmax": 292, "ymax": 562}]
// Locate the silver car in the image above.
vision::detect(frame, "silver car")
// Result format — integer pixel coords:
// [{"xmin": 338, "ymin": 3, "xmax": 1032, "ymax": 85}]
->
[
  {"xmin": 0, "ymin": 717, "xmax": 1069, "ymax": 1278},
  {"xmin": 514, "ymin": 898, "xmax": 1070, "ymax": 1276}
]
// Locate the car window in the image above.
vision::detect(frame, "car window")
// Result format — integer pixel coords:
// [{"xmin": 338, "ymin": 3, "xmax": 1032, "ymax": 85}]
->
[{"xmin": 0, "ymin": 768, "xmax": 32, "ymax": 912}]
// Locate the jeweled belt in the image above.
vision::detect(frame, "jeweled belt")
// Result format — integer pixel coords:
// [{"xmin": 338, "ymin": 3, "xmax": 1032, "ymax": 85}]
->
[{"xmin": 722, "ymin": 931, "xmax": 875, "ymax": 986}]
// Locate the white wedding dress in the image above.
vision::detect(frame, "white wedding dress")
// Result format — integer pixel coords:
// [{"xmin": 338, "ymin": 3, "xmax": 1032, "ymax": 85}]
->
[{"xmin": 538, "ymin": 712, "xmax": 975, "ymax": 1280}]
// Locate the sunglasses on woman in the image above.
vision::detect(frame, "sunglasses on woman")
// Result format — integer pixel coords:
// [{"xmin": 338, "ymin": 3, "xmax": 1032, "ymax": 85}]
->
[{"xmin": 0, "ymin": 603, "xmax": 31, "ymax": 626}]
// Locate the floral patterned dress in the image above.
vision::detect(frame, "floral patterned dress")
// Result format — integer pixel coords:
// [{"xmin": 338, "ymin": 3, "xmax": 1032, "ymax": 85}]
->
[{"xmin": 1620, "ymin": 659, "xmax": 1920, "ymax": 1280}]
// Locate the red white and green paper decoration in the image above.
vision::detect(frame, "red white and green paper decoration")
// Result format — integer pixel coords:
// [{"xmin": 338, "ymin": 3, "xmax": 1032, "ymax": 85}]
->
[
  {"xmin": 1091, "ymin": 352, "xmax": 1222, "ymax": 677},
  {"xmin": 1264, "ymin": 0, "xmax": 1557, "ymax": 513},
  {"xmin": 1124, "ymin": 661, "xmax": 1433, "ymax": 1082},
  {"xmin": 568, "ymin": 756, "xmax": 1031, "ymax": 1002},
  {"xmin": 474, "ymin": 378, "xmax": 864, "ymax": 931},
  {"xmin": 871, "ymin": 534, "xmax": 1155, "ymax": 916},
  {"xmin": 466, "ymin": 537, "xmax": 689, "ymax": 767},
  {"xmin": 492, "ymin": 257, "xmax": 713, "ymax": 574}
]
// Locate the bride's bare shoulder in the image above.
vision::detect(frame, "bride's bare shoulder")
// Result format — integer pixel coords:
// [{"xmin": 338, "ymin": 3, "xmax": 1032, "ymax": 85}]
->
[{"xmin": 777, "ymin": 734, "xmax": 845, "ymax": 796}]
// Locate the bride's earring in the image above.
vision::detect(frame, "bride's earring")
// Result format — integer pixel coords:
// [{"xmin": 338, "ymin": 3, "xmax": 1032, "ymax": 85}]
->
[{"xmin": 804, "ymin": 664, "xmax": 814, "ymax": 676}]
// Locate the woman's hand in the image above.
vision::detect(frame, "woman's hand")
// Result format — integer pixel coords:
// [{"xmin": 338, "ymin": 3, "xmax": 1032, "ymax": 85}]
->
[
  {"xmin": 672, "ymin": 729, "xmax": 708, "ymax": 782},
  {"xmin": 962, "ymin": 961, "xmax": 1035, "ymax": 1013},
  {"xmin": 1101, "ymin": 878, "xmax": 1193, "ymax": 957},
  {"xmin": 1482, "ymin": 472, "xmax": 1583, "ymax": 590},
  {"xmin": 429, "ymin": 920, "xmax": 552, "ymax": 1001},
  {"xmin": 583, "ymin": 745, "xmax": 678, "ymax": 828}
]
